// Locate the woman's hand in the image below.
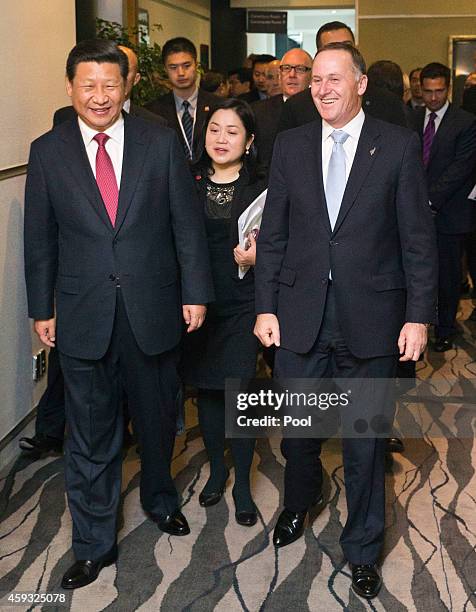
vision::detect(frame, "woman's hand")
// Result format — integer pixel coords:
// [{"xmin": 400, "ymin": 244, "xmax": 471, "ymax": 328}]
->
[{"xmin": 234, "ymin": 233, "xmax": 256, "ymax": 266}]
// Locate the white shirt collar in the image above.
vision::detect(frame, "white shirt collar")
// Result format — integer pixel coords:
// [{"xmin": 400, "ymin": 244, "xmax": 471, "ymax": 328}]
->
[
  {"xmin": 425, "ymin": 100, "xmax": 449, "ymax": 121},
  {"xmin": 78, "ymin": 114, "xmax": 124, "ymax": 146},
  {"xmin": 123, "ymin": 99, "xmax": 131, "ymax": 113},
  {"xmin": 322, "ymin": 108, "xmax": 365, "ymax": 142}
]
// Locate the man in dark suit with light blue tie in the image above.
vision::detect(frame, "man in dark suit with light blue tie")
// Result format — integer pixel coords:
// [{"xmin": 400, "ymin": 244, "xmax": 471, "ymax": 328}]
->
[
  {"xmin": 254, "ymin": 42, "xmax": 437, "ymax": 599},
  {"xmin": 24, "ymin": 40, "xmax": 213, "ymax": 589}
]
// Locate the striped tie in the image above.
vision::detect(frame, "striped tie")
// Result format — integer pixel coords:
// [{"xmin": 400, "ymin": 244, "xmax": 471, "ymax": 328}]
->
[
  {"xmin": 181, "ymin": 100, "xmax": 193, "ymax": 159},
  {"xmin": 422, "ymin": 111, "xmax": 436, "ymax": 167},
  {"xmin": 93, "ymin": 133, "xmax": 118, "ymax": 226}
]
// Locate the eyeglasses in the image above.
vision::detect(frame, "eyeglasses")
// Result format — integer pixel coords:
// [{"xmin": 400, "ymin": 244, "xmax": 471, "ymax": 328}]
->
[{"xmin": 279, "ymin": 64, "xmax": 311, "ymax": 74}]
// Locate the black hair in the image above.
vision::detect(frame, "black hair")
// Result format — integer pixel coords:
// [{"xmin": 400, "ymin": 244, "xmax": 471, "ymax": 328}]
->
[
  {"xmin": 316, "ymin": 41, "xmax": 366, "ymax": 76},
  {"xmin": 252, "ymin": 54, "xmax": 276, "ymax": 69},
  {"xmin": 66, "ymin": 39, "xmax": 128, "ymax": 81},
  {"xmin": 367, "ymin": 60, "xmax": 404, "ymax": 98},
  {"xmin": 420, "ymin": 62, "xmax": 451, "ymax": 87},
  {"xmin": 162, "ymin": 37, "xmax": 197, "ymax": 64},
  {"xmin": 315, "ymin": 21, "xmax": 354, "ymax": 50},
  {"xmin": 200, "ymin": 71, "xmax": 226, "ymax": 93},
  {"xmin": 462, "ymin": 86, "xmax": 476, "ymax": 115},
  {"xmin": 192, "ymin": 98, "xmax": 263, "ymax": 182},
  {"xmin": 228, "ymin": 67, "xmax": 252, "ymax": 84},
  {"xmin": 409, "ymin": 67, "xmax": 423, "ymax": 80}
]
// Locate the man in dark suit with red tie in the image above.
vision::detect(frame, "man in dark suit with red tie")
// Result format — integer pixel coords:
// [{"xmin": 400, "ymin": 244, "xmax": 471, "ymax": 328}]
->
[
  {"xmin": 409, "ymin": 62, "xmax": 476, "ymax": 351},
  {"xmin": 254, "ymin": 42, "xmax": 437, "ymax": 599},
  {"xmin": 24, "ymin": 40, "xmax": 213, "ymax": 589},
  {"xmin": 146, "ymin": 37, "xmax": 217, "ymax": 160}
]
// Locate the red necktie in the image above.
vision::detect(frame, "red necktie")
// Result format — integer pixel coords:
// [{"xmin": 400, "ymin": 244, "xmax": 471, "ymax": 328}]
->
[{"xmin": 93, "ymin": 133, "xmax": 118, "ymax": 226}]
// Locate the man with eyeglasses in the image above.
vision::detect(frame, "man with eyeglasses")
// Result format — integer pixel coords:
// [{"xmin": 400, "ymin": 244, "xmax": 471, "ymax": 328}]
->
[{"xmin": 252, "ymin": 48, "xmax": 313, "ymax": 166}]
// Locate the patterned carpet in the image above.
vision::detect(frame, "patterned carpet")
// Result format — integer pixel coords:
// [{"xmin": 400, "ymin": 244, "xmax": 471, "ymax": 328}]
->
[{"xmin": 1, "ymin": 300, "xmax": 475, "ymax": 612}]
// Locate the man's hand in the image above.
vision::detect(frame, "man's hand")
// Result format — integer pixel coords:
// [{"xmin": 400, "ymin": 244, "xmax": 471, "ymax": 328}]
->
[
  {"xmin": 234, "ymin": 233, "xmax": 257, "ymax": 267},
  {"xmin": 254, "ymin": 313, "xmax": 280, "ymax": 347},
  {"xmin": 183, "ymin": 305, "xmax": 207, "ymax": 333},
  {"xmin": 398, "ymin": 322, "xmax": 428, "ymax": 361},
  {"xmin": 34, "ymin": 318, "xmax": 56, "ymax": 347}
]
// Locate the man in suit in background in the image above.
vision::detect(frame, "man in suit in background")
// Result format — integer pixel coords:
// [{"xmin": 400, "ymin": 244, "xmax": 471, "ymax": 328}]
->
[
  {"xmin": 265, "ymin": 59, "xmax": 282, "ymax": 98},
  {"xmin": 24, "ymin": 39, "xmax": 213, "ymax": 589},
  {"xmin": 239, "ymin": 54, "xmax": 276, "ymax": 104},
  {"xmin": 408, "ymin": 67, "xmax": 424, "ymax": 109},
  {"xmin": 278, "ymin": 21, "xmax": 408, "ymax": 132},
  {"xmin": 410, "ymin": 62, "xmax": 476, "ymax": 351},
  {"xmin": 54, "ymin": 45, "xmax": 167, "ymax": 127},
  {"xmin": 147, "ymin": 37, "xmax": 217, "ymax": 160},
  {"xmin": 252, "ymin": 48, "xmax": 312, "ymax": 166},
  {"xmin": 254, "ymin": 43, "xmax": 437, "ymax": 599},
  {"xmin": 228, "ymin": 67, "xmax": 253, "ymax": 98},
  {"xmin": 20, "ymin": 44, "xmax": 163, "ymax": 458}
]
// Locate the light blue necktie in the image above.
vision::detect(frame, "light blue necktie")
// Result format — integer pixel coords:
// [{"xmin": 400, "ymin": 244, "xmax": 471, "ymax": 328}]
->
[{"xmin": 325, "ymin": 130, "xmax": 349, "ymax": 230}]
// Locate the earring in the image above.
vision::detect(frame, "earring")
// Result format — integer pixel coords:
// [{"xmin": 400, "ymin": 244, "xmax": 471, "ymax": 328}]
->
[{"xmin": 245, "ymin": 148, "xmax": 250, "ymax": 155}]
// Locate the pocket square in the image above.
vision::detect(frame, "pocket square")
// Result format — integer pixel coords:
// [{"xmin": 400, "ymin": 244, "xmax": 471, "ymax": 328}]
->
[{"xmin": 369, "ymin": 147, "xmax": 376, "ymax": 156}]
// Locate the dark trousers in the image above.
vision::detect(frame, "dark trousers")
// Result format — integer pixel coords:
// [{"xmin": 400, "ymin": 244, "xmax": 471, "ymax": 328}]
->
[
  {"xmin": 35, "ymin": 347, "xmax": 65, "ymax": 440},
  {"xmin": 59, "ymin": 290, "xmax": 180, "ymax": 560},
  {"xmin": 436, "ymin": 232, "xmax": 466, "ymax": 338},
  {"xmin": 275, "ymin": 286, "xmax": 397, "ymax": 565}
]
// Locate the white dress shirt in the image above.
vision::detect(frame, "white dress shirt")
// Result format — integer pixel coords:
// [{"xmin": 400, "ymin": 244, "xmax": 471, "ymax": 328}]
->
[
  {"xmin": 423, "ymin": 100, "xmax": 449, "ymax": 134},
  {"xmin": 173, "ymin": 87, "xmax": 199, "ymax": 155},
  {"xmin": 78, "ymin": 115, "xmax": 124, "ymax": 188},
  {"xmin": 321, "ymin": 108, "xmax": 365, "ymax": 188}
]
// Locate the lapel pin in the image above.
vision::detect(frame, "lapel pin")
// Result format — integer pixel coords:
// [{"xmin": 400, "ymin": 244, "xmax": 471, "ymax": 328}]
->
[
  {"xmin": 369, "ymin": 147, "xmax": 376, "ymax": 156},
  {"xmin": 204, "ymin": 106, "xmax": 210, "ymax": 112}
]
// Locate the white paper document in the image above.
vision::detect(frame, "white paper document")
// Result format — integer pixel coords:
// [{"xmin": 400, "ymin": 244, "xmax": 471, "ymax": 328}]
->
[
  {"xmin": 468, "ymin": 183, "xmax": 476, "ymax": 201},
  {"xmin": 237, "ymin": 189, "xmax": 268, "ymax": 279}
]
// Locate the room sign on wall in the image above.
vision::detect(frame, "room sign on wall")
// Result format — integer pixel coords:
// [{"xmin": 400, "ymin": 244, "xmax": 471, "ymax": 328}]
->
[{"xmin": 247, "ymin": 10, "xmax": 287, "ymax": 34}]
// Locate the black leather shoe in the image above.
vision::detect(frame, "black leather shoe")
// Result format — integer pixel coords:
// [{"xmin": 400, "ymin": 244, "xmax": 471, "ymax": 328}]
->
[
  {"xmin": 350, "ymin": 563, "xmax": 382, "ymax": 599},
  {"xmin": 273, "ymin": 508, "xmax": 307, "ymax": 548},
  {"xmin": 235, "ymin": 508, "xmax": 258, "ymax": 526},
  {"xmin": 232, "ymin": 490, "xmax": 258, "ymax": 526},
  {"xmin": 199, "ymin": 469, "xmax": 230, "ymax": 507},
  {"xmin": 433, "ymin": 338, "xmax": 454, "ymax": 352},
  {"xmin": 19, "ymin": 433, "xmax": 63, "ymax": 454},
  {"xmin": 386, "ymin": 437, "xmax": 404, "ymax": 453},
  {"xmin": 153, "ymin": 510, "xmax": 190, "ymax": 536},
  {"xmin": 61, "ymin": 549, "xmax": 117, "ymax": 589}
]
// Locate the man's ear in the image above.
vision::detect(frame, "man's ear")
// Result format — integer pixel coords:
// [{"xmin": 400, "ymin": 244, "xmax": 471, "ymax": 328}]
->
[
  {"xmin": 357, "ymin": 74, "xmax": 368, "ymax": 97},
  {"xmin": 66, "ymin": 76, "xmax": 73, "ymax": 98}
]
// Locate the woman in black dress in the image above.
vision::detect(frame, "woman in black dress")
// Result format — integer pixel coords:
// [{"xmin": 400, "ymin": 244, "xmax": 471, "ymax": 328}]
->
[{"xmin": 182, "ymin": 98, "xmax": 267, "ymax": 526}]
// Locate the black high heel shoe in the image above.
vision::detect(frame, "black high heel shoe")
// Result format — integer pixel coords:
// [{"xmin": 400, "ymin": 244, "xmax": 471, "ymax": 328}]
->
[
  {"xmin": 199, "ymin": 468, "xmax": 230, "ymax": 507},
  {"xmin": 232, "ymin": 489, "xmax": 258, "ymax": 526}
]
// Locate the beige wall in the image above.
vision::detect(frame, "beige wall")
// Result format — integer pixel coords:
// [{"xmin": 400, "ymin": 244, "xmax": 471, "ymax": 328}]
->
[
  {"xmin": 358, "ymin": 0, "xmax": 476, "ymax": 73},
  {"xmin": 0, "ymin": 0, "xmax": 75, "ymax": 467},
  {"xmin": 140, "ymin": 0, "xmax": 210, "ymax": 56}
]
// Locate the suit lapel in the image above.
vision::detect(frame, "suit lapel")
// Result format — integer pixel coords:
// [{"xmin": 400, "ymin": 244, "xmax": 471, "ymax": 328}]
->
[
  {"xmin": 56, "ymin": 120, "xmax": 113, "ymax": 231},
  {"xmin": 304, "ymin": 120, "xmax": 332, "ymax": 235},
  {"xmin": 428, "ymin": 104, "xmax": 452, "ymax": 164},
  {"xmin": 332, "ymin": 116, "xmax": 381, "ymax": 235},
  {"xmin": 193, "ymin": 91, "xmax": 212, "ymax": 150},
  {"xmin": 113, "ymin": 113, "xmax": 148, "ymax": 236}
]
